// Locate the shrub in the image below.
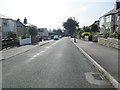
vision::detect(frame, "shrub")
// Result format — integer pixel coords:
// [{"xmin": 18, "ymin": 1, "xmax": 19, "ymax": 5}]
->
[
  {"xmin": 7, "ymin": 32, "xmax": 16, "ymax": 39},
  {"xmin": 103, "ymin": 32, "xmax": 109, "ymax": 39},
  {"xmin": 109, "ymin": 30, "xmax": 120, "ymax": 39},
  {"xmin": 81, "ymin": 32, "xmax": 91, "ymax": 36}
]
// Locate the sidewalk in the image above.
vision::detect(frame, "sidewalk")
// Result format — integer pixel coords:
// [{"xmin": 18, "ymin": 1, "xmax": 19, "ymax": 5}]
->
[
  {"xmin": 71, "ymin": 38, "xmax": 119, "ymax": 88},
  {"xmin": 0, "ymin": 40, "xmax": 53, "ymax": 61}
]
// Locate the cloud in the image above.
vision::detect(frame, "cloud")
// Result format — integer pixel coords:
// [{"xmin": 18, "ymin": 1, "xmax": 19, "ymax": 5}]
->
[{"xmin": 74, "ymin": 7, "xmax": 88, "ymax": 12}]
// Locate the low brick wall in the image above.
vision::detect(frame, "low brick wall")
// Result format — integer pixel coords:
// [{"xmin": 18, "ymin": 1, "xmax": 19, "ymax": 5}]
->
[{"xmin": 98, "ymin": 38, "xmax": 120, "ymax": 49}]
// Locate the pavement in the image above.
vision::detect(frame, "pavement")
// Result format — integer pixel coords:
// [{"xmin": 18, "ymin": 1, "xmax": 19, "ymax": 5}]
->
[
  {"xmin": 71, "ymin": 38, "xmax": 119, "ymax": 89},
  {"xmin": 0, "ymin": 40, "xmax": 53, "ymax": 61}
]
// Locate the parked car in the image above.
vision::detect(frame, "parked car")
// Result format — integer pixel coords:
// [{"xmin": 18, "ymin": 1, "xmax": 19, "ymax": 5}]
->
[
  {"xmin": 59, "ymin": 35, "xmax": 62, "ymax": 39},
  {"xmin": 53, "ymin": 35, "xmax": 59, "ymax": 40}
]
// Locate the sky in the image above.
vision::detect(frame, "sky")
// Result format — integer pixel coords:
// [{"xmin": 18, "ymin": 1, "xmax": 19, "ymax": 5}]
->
[{"xmin": 0, "ymin": 0, "xmax": 115, "ymax": 29}]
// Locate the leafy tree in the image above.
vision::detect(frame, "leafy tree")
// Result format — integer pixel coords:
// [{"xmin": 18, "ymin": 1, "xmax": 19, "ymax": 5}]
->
[
  {"xmin": 53, "ymin": 29, "xmax": 57, "ymax": 35},
  {"xmin": 90, "ymin": 24, "xmax": 99, "ymax": 32},
  {"xmin": 48, "ymin": 32, "xmax": 54, "ymax": 36},
  {"xmin": 63, "ymin": 18, "xmax": 79, "ymax": 37},
  {"xmin": 29, "ymin": 26, "xmax": 37, "ymax": 37},
  {"xmin": 83, "ymin": 26, "xmax": 91, "ymax": 32},
  {"xmin": 56, "ymin": 29, "xmax": 63, "ymax": 35},
  {"xmin": 76, "ymin": 28, "xmax": 81, "ymax": 33}
]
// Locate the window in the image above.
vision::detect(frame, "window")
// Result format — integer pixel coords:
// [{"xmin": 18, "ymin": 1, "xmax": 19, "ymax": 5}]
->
[
  {"xmin": 106, "ymin": 15, "xmax": 111, "ymax": 22},
  {"xmin": 99, "ymin": 17, "xmax": 104, "ymax": 27},
  {"xmin": 3, "ymin": 22, "xmax": 7, "ymax": 26},
  {"xmin": 117, "ymin": 14, "xmax": 120, "ymax": 21}
]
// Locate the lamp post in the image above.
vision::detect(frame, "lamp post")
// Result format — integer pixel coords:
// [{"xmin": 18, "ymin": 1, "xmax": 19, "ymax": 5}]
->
[
  {"xmin": 102, "ymin": 25, "xmax": 107, "ymax": 38},
  {"xmin": 70, "ymin": 17, "xmax": 76, "ymax": 43}
]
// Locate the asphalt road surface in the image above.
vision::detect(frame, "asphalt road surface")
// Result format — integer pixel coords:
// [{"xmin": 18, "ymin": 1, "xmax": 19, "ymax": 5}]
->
[
  {"xmin": 2, "ymin": 37, "xmax": 114, "ymax": 88},
  {"xmin": 75, "ymin": 39, "xmax": 119, "ymax": 81}
]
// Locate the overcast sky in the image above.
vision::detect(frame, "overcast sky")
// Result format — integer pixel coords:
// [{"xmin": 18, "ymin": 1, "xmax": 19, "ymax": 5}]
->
[{"xmin": 0, "ymin": 0, "xmax": 115, "ymax": 29}]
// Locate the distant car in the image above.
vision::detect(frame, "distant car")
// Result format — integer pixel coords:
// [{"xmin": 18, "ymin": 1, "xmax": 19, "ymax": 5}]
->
[
  {"xmin": 53, "ymin": 35, "xmax": 59, "ymax": 40},
  {"xmin": 59, "ymin": 35, "xmax": 62, "ymax": 39},
  {"xmin": 51, "ymin": 35, "xmax": 54, "ymax": 39}
]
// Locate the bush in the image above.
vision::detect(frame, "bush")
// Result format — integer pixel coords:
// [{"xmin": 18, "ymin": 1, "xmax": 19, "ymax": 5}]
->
[
  {"xmin": 81, "ymin": 32, "xmax": 91, "ymax": 36},
  {"xmin": 103, "ymin": 32, "xmax": 109, "ymax": 39},
  {"xmin": 116, "ymin": 30, "xmax": 120, "ymax": 39},
  {"xmin": 7, "ymin": 32, "xmax": 17, "ymax": 39},
  {"xmin": 109, "ymin": 31, "xmax": 120, "ymax": 39}
]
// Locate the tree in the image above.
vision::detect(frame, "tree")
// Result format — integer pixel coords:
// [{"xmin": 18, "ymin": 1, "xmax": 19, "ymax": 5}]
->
[
  {"xmin": 56, "ymin": 29, "xmax": 63, "ymax": 35},
  {"xmin": 29, "ymin": 26, "xmax": 37, "ymax": 37},
  {"xmin": 90, "ymin": 24, "xmax": 99, "ymax": 32},
  {"xmin": 83, "ymin": 26, "xmax": 91, "ymax": 32},
  {"xmin": 63, "ymin": 18, "xmax": 79, "ymax": 37}
]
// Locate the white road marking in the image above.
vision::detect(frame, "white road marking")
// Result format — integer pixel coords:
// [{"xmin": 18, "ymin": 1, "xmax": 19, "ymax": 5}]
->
[
  {"xmin": 46, "ymin": 46, "xmax": 51, "ymax": 49},
  {"xmin": 51, "ymin": 39, "xmax": 62, "ymax": 46},
  {"xmin": 41, "ymin": 50, "xmax": 45, "ymax": 53},
  {"xmin": 26, "ymin": 52, "xmax": 42, "ymax": 63},
  {"xmin": 26, "ymin": 39, "xmax": 62, "ymax": 63},
  {"xmin": 51, "ymin": 43, "xmax": 57, "ymax": 46}
]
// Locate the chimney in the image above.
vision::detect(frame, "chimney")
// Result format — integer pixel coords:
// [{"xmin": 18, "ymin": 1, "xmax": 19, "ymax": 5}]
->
[
  {"xmin": 115, "ymin": 0, "xmax": 120, "ymax": 10},
  {"xmin": 24, "ymin": 17, "xmax": 27, "ymax": 24},
  {"xmin": 17, "ymin": 18, "xmax": 20, "ymax": 21}
]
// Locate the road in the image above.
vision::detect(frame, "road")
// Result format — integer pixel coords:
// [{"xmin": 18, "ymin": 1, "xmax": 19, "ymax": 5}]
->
[{"xmin": 2, "ymin": 37, "xmax": 114, "ymax": 88}]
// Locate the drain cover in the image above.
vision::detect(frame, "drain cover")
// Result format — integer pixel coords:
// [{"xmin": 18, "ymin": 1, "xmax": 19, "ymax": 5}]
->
[
  {"xmin": 85, "ymin": 72, "xmax": 110, "ymax": 85},
  {"xmin": 92, "ymin": 74, "xmax": 103, "ymax": 80}
]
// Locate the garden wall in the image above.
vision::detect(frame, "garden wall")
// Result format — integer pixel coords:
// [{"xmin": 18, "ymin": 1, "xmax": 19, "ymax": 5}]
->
[
  {"xmin": 98, "ymin": 38, "xmax": 120, "ymax": 49},
  {"xmin": 19, "ymin": 36, "xmax": 31, "ymax": 45}
]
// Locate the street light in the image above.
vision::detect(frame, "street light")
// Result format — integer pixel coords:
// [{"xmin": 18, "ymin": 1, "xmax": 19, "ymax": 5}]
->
[
  {"xmin": 70, "ymin": 17, "xmax": 76, "ymax": 43},
  {"xmin": 102, "ymin": 25, "xmax": 107, "ymax": 38},
  {"xmin": 102, "ymin": 25, "xmax": 105, "ymax": 31}
]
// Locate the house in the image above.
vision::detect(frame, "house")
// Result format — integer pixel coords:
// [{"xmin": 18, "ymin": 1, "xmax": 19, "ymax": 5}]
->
[
  {"xmin": 115, "ymin": 4, "xmax": 120, "ymax": 32},
  {"xmin": 94, "ymin": 20, "xmax": 99, "ymax": 27},
  {"xmin": 99, "ymin": 9, "xmax": 116, "ymax": 34},
  {"xmin": 16, "ymin": 19, "xmax": 32, "ymax": 45},
  {"xmin": 0, "ymin": 18, "xmax": 2, "ymax": 50},
  {"xmin": 37, "ymin": 28, "xmax": 49, "ymax": 40},
  {"xmin": 0, "ymin": 16, "xmax": 29, "ymax": 39},
  {"xmin": 16, "ymin": 19, "xmax": 28, "ymax": 38},
  {"xmin": 0, "ymin": 18, "xmax": 2, "ymax": 40},
  {"xmin": 99, "ymin": 0, "xmax": 120, "ymax": 34},
  {"xmin": 1, "ymin": 18, "xmax": 16, "ymax": 39}
]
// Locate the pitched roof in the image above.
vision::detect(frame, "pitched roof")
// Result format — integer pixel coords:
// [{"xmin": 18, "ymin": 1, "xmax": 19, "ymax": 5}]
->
[
  {"xmin": 0, "ymin": 14, "xmax": 8, "ymax": 18},
  {"xmin": 16, "ymin": 20, "xmax": 26, "ymax": 27},
  {"xmin": 104, "ymin": 9, "xmax": 116, "ymax": 16},
  {"xmin": 0, "ymin": 14, "xmax": 15, "ymax": 22}
]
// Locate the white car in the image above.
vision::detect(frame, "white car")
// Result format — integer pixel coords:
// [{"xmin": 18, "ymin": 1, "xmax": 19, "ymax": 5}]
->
[{"xmin": 53, "ymin": 35, "xmax": 59, "ymax": 40}]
